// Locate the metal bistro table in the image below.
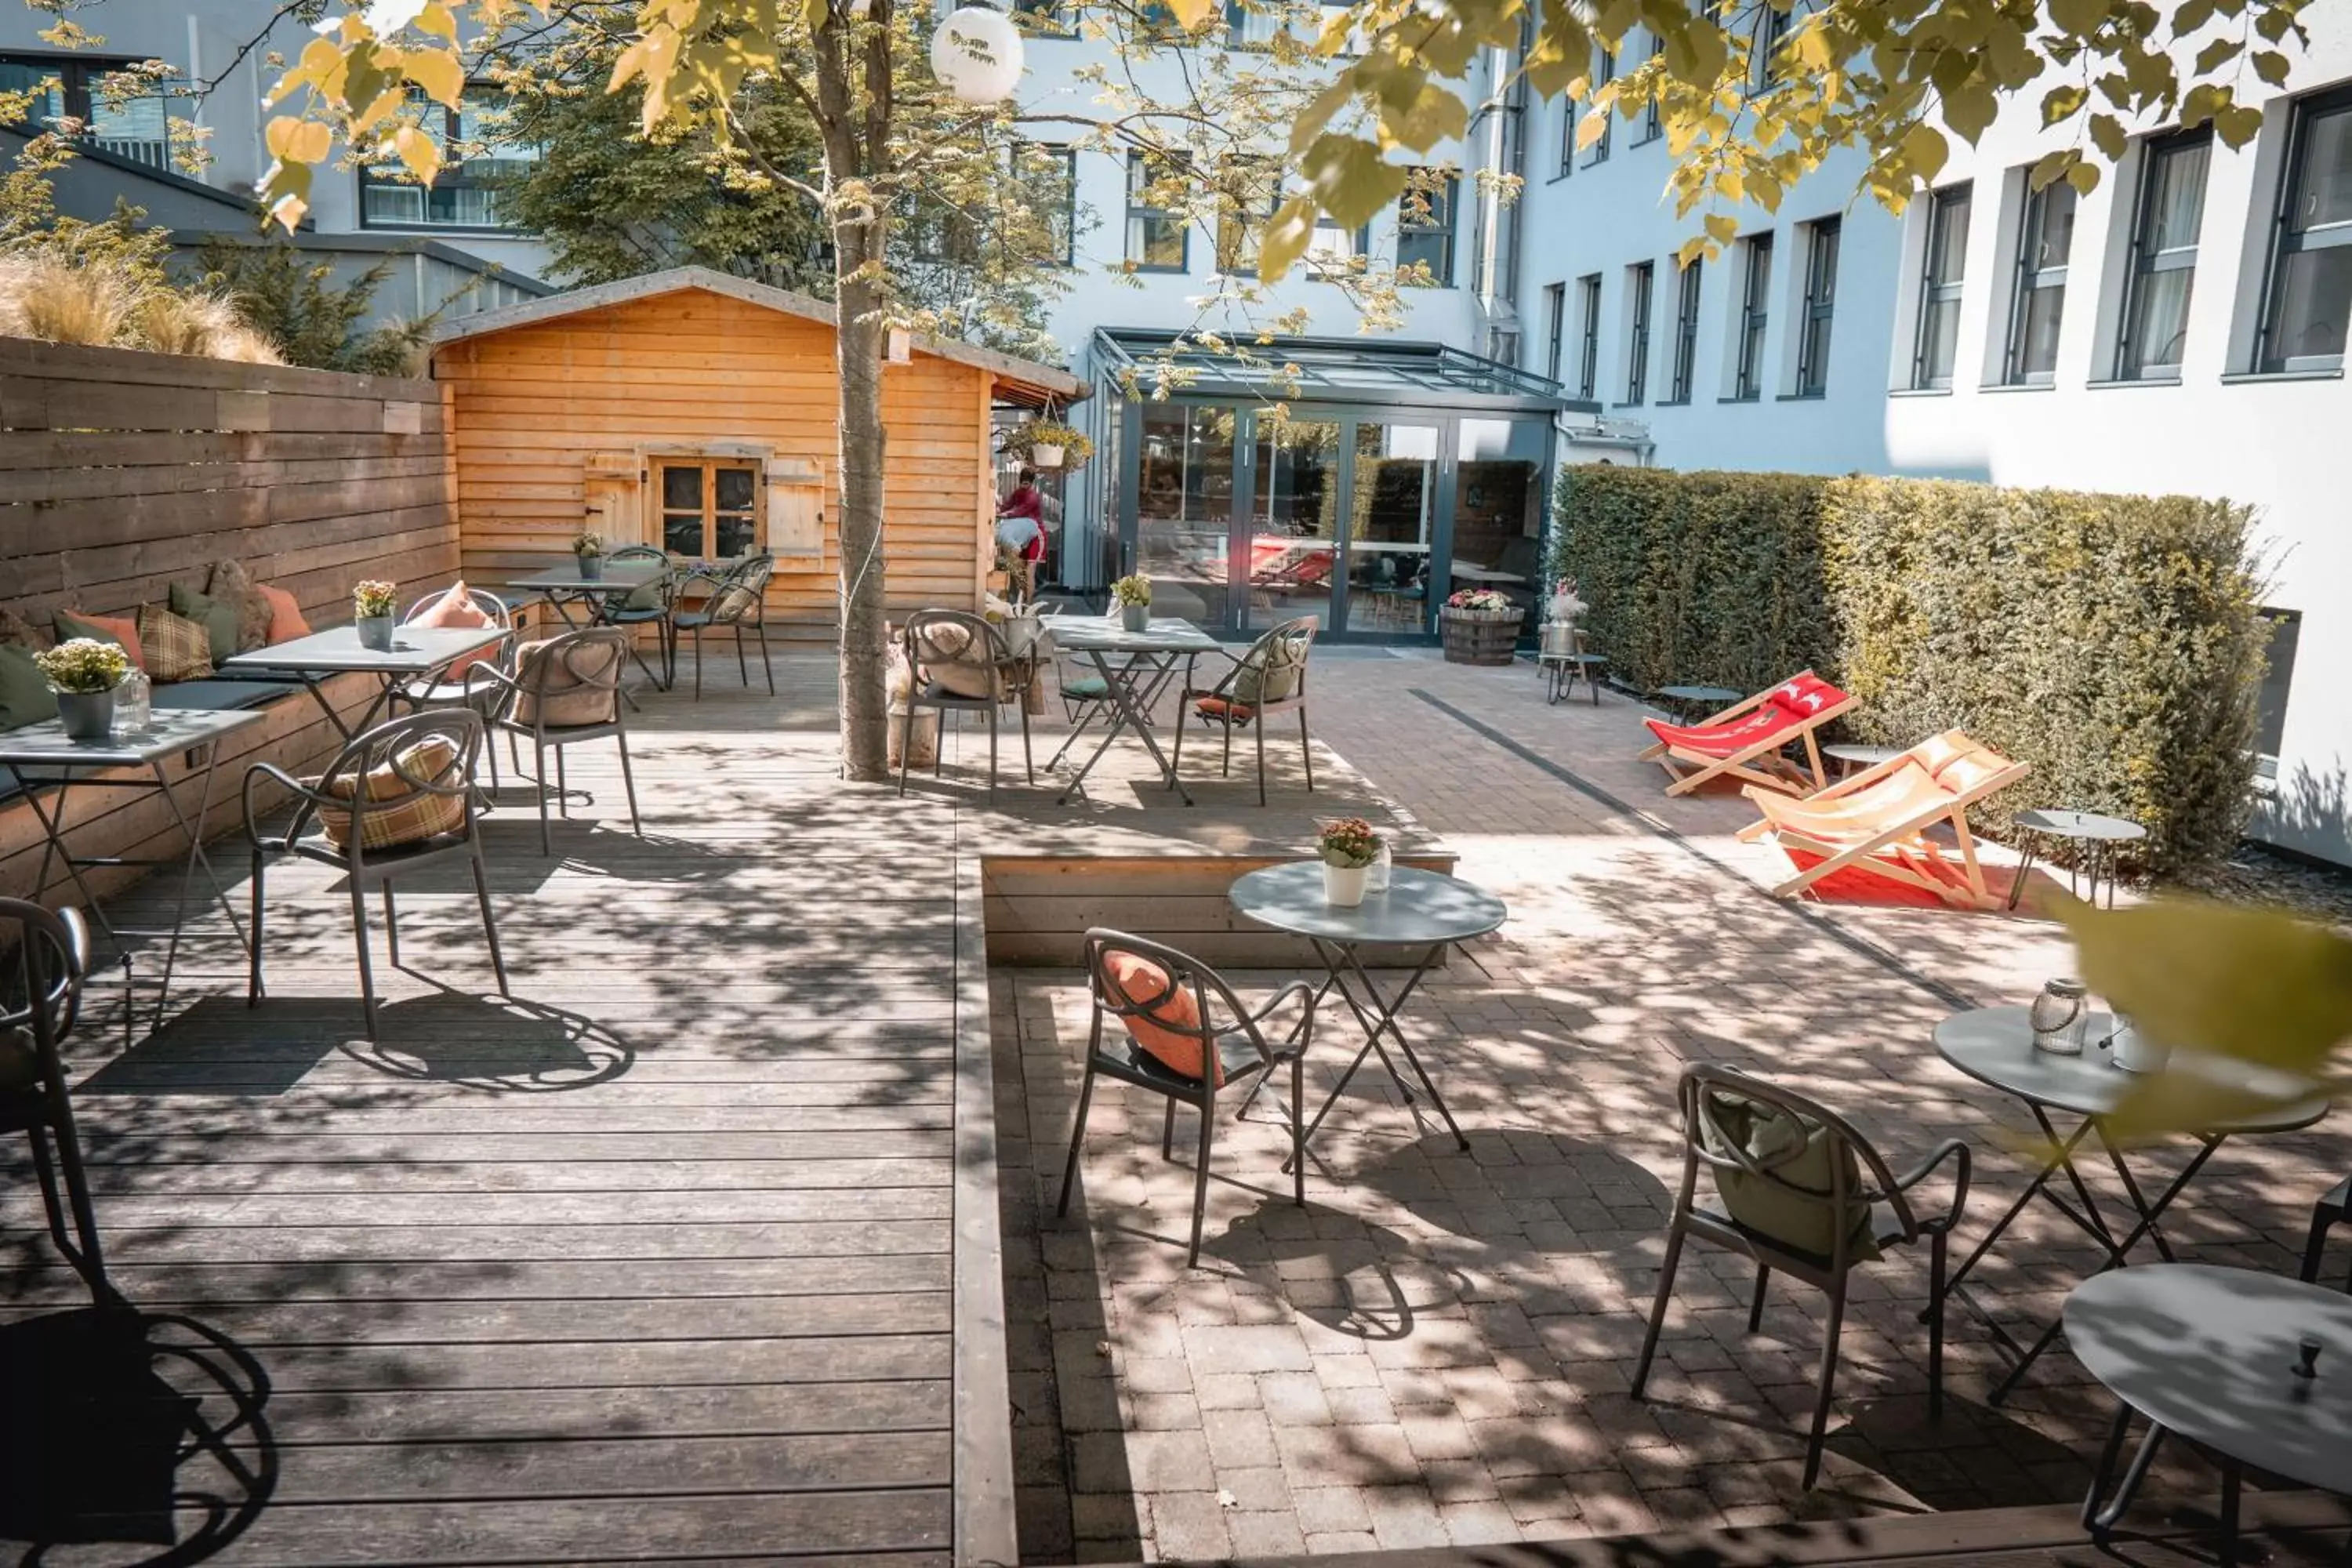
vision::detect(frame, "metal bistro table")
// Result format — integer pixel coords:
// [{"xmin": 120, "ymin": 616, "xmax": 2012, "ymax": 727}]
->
[
  {"xmin": 2006, "ymin": 808, "xmax": 2147, "ymax": 911},
  {"xmin": 1048, "ymin": 615, "xmax": 1225, "ymax": 806},
  {"xmin": 1230, "ymin": 862, "xmax": 1507, "ymax": 1157},
  {"xmin": 0, "ymin": 708, "xmax": 264, "ymax": 1023},
  {"xmin": 2071, "ymin": 1264, "xmax": 2352, "ymax": 1566},
  {"xmin": 222, "ymin": 623, "xmax": 511, "ymax": 742},
  {"xmin": 1933, "ymin": 1005, "xmax": 2330, "ymax": 1401},
  {"xmin": 1653, "ymin": 684, "xmax": 1743, "ymax": 723},
  {"xmin": 506, "ymin": 559, "xmax": 670, "ymax": 698}
]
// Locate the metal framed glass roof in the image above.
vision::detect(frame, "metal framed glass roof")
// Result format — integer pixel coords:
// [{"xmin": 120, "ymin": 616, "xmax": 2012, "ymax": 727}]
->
[{"xmin": 1092, "ymin": 328, "xmax": 1579, "ymax": 412}]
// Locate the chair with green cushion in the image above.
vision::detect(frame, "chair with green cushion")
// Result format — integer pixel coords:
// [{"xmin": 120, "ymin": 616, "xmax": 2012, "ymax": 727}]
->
[
  {"xmin": 1632, "ymin": 1062, "xmax": 1972, "ymax": 1490},
  {"xmin": 590, "ymin": 545, "xmax": 675, "ymax": 691},
  {"xmin": 1171, "ymin": 615, "xmax": 1317, "ymax": 806}
]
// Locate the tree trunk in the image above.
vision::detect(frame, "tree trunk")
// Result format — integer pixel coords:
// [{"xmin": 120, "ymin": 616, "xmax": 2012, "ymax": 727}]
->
[{"xmin": 834, "ymin": 263, "xmax": 891, "ymax": 782}]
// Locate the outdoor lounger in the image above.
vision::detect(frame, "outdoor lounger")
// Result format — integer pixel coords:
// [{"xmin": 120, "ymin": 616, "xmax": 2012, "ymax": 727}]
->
[
  {"xmin": 1737, "ymin": 730, "xmax": 2031, "ymax": 909},
  {"xmin": 1640, "ymin": 671, "xmax": 1853, "ymax": 797}
]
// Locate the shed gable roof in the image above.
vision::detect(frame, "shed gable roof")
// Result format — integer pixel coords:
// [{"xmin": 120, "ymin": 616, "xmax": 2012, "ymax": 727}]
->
[{"xmin": 428, "ymin": 266, "xmax": 1085, "ymax": 404}]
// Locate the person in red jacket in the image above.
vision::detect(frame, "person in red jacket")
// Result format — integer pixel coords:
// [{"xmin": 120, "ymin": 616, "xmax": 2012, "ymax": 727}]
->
[{"xmin": 996, "ymin": 468, "xmax": 1047, "ymax": 602}]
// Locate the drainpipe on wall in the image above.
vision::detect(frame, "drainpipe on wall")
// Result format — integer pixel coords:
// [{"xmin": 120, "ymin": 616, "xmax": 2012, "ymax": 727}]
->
[{"xmin": 1467, "ymin": 38, "xmax": 1526, "ymax": 362}]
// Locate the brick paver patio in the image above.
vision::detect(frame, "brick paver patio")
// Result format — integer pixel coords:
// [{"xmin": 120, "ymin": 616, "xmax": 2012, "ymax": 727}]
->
[{"xmin": 995, "ymin": 649, "xmax": 2351, "ymax": 1562}]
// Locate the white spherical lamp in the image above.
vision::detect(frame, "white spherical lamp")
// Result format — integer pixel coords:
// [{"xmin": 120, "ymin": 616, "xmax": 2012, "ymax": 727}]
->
[{"xmin": 931, "ymin": 5, "xmax": 1025, "ymax": 105}]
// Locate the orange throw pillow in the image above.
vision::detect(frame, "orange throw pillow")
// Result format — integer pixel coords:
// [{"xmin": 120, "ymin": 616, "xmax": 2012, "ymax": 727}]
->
[
  {"xmin": 257, "ymin": 584, "xmax": 311, "ymax": 644},
  {"xmin": 411, "ymin": 581, "xmax": 498, "ymax": 677},
  {"xmin": 53, "ymin": 608, "xmax": 144, "ymax": 671},
  {"xmin": 1102, "ymin": 950, "xmax": 1219, "ymax": 1084}
]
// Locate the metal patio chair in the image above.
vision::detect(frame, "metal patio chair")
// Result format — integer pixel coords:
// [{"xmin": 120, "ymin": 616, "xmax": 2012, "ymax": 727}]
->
[
  {"xmin": 1632, "ymin": 1062, "xmax": 1972, "ymax": 1490},
  {"xmin": 244, "ymin": 709, "xmax": 509, "ymax": 1040},
  {"xmin": 669, "ymin": 552, "xmax": 776, "ymax": 699},
  {"xmin": 1057, "ymin": 929, "xmax": 1315, "ymax": 1267},
  {"xmin": 898, "ymin": 609, "xmax": 1035, "ymax": 804},
  {"xmin": 391, "ymin": 586, "xmax": 517, "ymax": 788},
  {"xmin": 589, "ymin": 543, "xmax": 676, "ymax": 691},
  {"xmin": 466, "ymin": 626, "xmax": 644, "ymax": 856},
  {"xmin": 2303, "ymin": 1175, "xmax": 2350, "ymax": 1291},
  {"xmin": 0, "ymin": 898, "xmax": 108, "ymax": 1302},
  {"xmin": 1172, "ymin": 615, "xmax": 1317, "ymax": 805}
]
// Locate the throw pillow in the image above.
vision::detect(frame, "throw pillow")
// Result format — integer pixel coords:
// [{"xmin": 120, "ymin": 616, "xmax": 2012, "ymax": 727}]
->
[
  {"xmin": 316, "ymin": 735, "xmax": 465, "ymax": 851},
  {"xmin": 1697, "ymin": 1086, "xmax": 1877, "ymax": 1263},
  {"xmin": 1100, "ymin": 949, "xmax": 1220, "ymax": 1084},
  {"xmin": 136, "ymin": 604, "xmax": 216, "ymax": 683},
  {"xmin": 511, "ymin": 636, "xmax": 622, "ymax": 728},
  {"xmin": 169, "ymin": 582, "xmax": 242, "ymax": 665},
  {"xmin": 0, "ymin": 606, "xmax": 46, "ymax": 651},
  {"xmin": 256, "ymin": 583, "xmax": 311, "ymax": 644},
  {"xmin": 53, "ymin": 608, "xmax": 144, "ymax": 670},
  {"xmin": 0, "ymin": 643, "xmax": 59, "ymax": 731},
  {"xmin": 412, "ymin": 581, "xmax": 500, "ymax": 679},
  {"xmin": 205, "ymin": 560, "xmax": 275, "ymax": 652}
]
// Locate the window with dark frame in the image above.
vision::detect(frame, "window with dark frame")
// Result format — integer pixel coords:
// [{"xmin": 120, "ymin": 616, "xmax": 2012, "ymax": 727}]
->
[
  {"xmin": 2116, "ymin": 128, "xmax": 2210, "ymax": 379},
  {"xmin": 1754, "ymin": 4, "xmax": 1793, "ymax": 85},
  {"xmin": 1125, "ymin": 150, "xmax": 1190, "ymax": 272},
  {"xmin": 1577, "ymin": 272, "xmax": 1603, "ymax": 399},
  {"xmin": 1014, "ymin": 143, "xmax": 1079, "ymax": 267},
  {"xmin": 1583, "ymin": 47, "xmax": 1614, "ymax": 166},
  {"xmin": 1626, "ymin": 261, "xmax": 1654, "ymax": 403},
  {"xmin": 2255, "ymin": 84, "xmax": 2352, "ymax": 374},
  {"xmin": 1397, "ymin": 169, "xmax": 1457, "ymax": 285},
  {"xmin": 0, "ymin": 53, "xmax": 193, "ymax": 171},
  {"xmin": 1911, "ymin": 182, "xmax": 1971, "ymax": 388},
  {"xmin": 2253, "ymin": 608, "xmax": 2301, "ymax": 778},
  {"xmin": 1214, "ymin": 154, "xmax": 1279, "ymax": 273},
  {"xmin": 1012, "ymin": 0, "xmax": 1078, "ymax": 37},
  {"xmin": 1795, "ymin": 216, "xmax": 1838, "ymax": 397},
  {"xmin": 357, "ymin": 85, "xmax": 537, "ymax": 232},
  {"xmin": 1733, "ymin": 232, "xmax": 1773, "ymax": 399},
  {"xmin": 1667, "ymin": 258, "xmax": 1702, "ymax": 403},
  {"xmin": 1557, "ymin": 94, "xmax": 1577, "ymax": 179},
  {"xmin": 1543, "ymin": 281, "xmax": 1567, "ymax": 380},
  {"xmin": 2002, "ymin": 177, "xmax": 2076, "ymax": 384},
  {"xmin": 1638, "ymin": 35, "xmax": 1664, "ymax": 143},
  {"xmin": 657, "ymin": 459, "xmax": 761, "ymax": 561}
]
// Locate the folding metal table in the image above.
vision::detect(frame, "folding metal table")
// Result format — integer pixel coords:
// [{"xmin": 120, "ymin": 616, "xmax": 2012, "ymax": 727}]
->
[
  {"xmin": 506, "ymin": 561, "xmax": 671, "ymax": 698},
  {"xmin": 220, "ymin": 623, "xmax": 511, "ymax": 742},
  {"xmin": 1047, "ymin": 616, "xmax": 1224, "ymax": 806}
]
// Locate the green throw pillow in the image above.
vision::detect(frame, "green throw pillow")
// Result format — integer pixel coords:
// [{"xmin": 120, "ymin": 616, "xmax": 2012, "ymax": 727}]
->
[
  {"xmin": 169, "ymin": 582, "xmax": 241, "ymax": 664},
  {"xmin": 1699, "ymin": 1089, "xmax": 1878, "ymax": 1263},
  {"xmin": 0, "ymin": 643, "xmax": 59, "ymax": 731},
  {"xmin": 51, "ymin": 608, "xmax": 125, "ymax": 652}
]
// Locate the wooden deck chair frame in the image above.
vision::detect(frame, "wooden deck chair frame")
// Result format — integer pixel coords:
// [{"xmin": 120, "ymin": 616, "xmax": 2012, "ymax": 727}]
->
[
  {"xmin": 1735, "ymin": 731, "xmax": 2031, "ymax": 909},
  {"xmin": 1637, "ymin": 670, "xmax": 1853, "ymax": 798}
]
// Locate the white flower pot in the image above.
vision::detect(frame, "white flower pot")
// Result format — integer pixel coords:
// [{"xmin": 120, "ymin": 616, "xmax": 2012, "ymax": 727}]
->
[
  {"xmin": 1032, "ymin": 444, "xmax": 1065, "ymax": 469},
  {"xmin": 1120, "ymin": 603, "xmax": 1150, "ymax": 632},
  {"xmin": 1323, "ymin": 861, "xmax": 1368, "ymax": 907}
]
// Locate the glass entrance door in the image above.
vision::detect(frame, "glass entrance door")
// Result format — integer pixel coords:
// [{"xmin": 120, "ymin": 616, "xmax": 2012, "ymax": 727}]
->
[
  {"xmin": 1134, "ymin": 405, "xmax": 1236, "ymax": 626},
  {"xmin": 1242, "ymin": 417, "xmax": 1342, "ymax": 633},
  {"xmin": 1340, "ymin": 419, "xmax": 1441, "ymax": 636}
]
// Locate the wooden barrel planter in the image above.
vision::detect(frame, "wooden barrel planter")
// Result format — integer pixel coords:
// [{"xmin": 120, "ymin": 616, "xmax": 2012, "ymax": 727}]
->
[{"xmin": 1440, "ymin": 607, "xmax": 1524, "ymax": 666}]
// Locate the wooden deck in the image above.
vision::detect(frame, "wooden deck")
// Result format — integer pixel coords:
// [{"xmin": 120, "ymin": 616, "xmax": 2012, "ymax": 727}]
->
[{"xmin": 0, "ymin": 648, "xmax": 1433, "ymax": 1565}]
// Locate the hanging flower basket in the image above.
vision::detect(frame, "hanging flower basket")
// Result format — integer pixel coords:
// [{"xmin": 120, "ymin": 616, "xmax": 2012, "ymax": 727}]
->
[{"xmin": 1439, "ymin": 589, "xmax": 1523, "ymax": 666}]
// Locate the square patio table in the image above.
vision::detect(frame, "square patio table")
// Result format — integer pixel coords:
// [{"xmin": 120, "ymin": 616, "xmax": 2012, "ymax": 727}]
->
[
  {"xmin": 221, "ymin": 623, "xmax": 511, "ymax": 742},
  {"xmin": 0, "ymin": 708, "xmax": 265, "ymax": 1023},
  {"xmin": 1048, "ymin": 616, "xmax": 1225, "ymax": 806},
  {"xmin": 506, "ymin": 560, "xmax": 671, "ymax": 698}
]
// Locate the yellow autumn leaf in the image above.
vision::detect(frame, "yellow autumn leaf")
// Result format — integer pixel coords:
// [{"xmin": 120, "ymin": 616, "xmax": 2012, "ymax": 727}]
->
[
  {"xmin": 393, "ymin": 122, "xmax": 443, "ymax": 185},
  {"xmin": 403, "ymin": 45, "xmax": 465, "ymax": 109},
  {"xmin": 1256, "ymin": 194, "xmax": 1319, "ymax": 282}
]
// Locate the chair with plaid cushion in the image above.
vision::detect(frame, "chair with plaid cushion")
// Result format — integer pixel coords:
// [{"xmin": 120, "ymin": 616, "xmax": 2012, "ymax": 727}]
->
[
  {"xmin": 1171, "ymin": 616, "xmax": 1317, "ymax": 806},
  {"xmin": 466, "ymin": 627, "xmax": 644, "ymax": 856},
  {"xmin": 590, "ymin": 544, "xmax": 675, "ymax": 692},
  {"xmin": 667, "ymin": 553, "xmax": 775, "ymax": 699},
  {"xmin": 0, "ymin": 899, "xmax": 109, "ymax": 1302},
  {"xmin": 242, "ymin": 710, "xmax": 508, "ymax": 1040}
]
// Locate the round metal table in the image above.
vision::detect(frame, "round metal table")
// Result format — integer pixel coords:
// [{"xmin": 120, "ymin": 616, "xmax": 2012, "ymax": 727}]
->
[
  {"xmin": 1823, "ymin": 742, "xmax": 1904, "ymax": 777},
  {"xmin": 2007, "ymin": 808, "xmax": 2147, "ymax": 911},
  {"xmin": 1932, "ymin": 1005, "xmax": 2330, "ymax": 1401},
  {"xmin": 1652, "ymin": 684, "xmax": 1741, "ymax": 721},
  {"xmin": 1229, "ymin": 862, "xmax": 1507, "ymax": 1154},
  {"xmin": 2068, "ymin": 1264, "xmax": 2352, "ymax": 1562}
]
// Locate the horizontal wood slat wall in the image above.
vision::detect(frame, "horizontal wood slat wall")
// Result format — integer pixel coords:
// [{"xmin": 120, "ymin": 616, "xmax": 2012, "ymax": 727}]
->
[
  {"xmin": 432, "ymin": 289, "xmax": 995, "ymax": 641},
  {"xmin": 0, "ymin": 336, "xmax": 462, "ymax": 906}
]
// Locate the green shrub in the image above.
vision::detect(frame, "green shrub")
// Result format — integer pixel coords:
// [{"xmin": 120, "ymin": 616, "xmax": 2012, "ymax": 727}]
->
[{"xmin": 1551, "ymin": 465, "xmax": 2267, "ymax": 878}]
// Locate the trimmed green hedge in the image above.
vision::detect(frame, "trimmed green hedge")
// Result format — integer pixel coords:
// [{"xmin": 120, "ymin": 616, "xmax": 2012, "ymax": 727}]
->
[{"xmin": 1551, "ymin": 465, "xmax": 2268, "ymax": 877}]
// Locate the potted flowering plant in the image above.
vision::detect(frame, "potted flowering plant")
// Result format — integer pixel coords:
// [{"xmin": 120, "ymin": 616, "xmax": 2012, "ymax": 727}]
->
[
  {"xmin": 1004, "ymin": 418, "xmax": 1094, "ymax": 471},
  {"xmin": 1440, "ymin": 586, "xmax": 1524, "ymax": 666},
  {"xmin": 353, "ymin": 579, "xmax": 398, "ymax": 651},
  {"xmin": 34, "ymin": 637, "xmax": 131, "ymax": 741},
  {"xmin": 573, "ymin": 529, "xmax": 606, "ymax": 581},
  {"xmin": 1316, "ymin": 817, "xmax": 1384, "ymax": 907},
  {"xmin": 1111, "ymin": 572, "xmax": 1152, "ymax": 633}
]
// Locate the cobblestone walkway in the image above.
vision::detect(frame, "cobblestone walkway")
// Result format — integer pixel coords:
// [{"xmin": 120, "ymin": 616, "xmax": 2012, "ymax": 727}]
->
[{"xmin": 996, "ymin": 651, "xmax": 2351, "ymax": 1562}]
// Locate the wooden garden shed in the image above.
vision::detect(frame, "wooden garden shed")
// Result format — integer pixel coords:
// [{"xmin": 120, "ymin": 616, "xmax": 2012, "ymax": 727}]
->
[{"xmin": 428, "ymin": 267, "xmax": 1086, "ymax": 639}]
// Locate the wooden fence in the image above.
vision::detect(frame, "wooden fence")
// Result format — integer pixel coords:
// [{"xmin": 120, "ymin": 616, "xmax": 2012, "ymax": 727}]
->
[{"xmin": 0, "ymin": 338, "xmax": 460, "ymax": 905}]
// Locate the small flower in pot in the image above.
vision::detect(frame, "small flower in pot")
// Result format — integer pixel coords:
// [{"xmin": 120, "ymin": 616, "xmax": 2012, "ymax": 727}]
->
[
  {"xmin": 574, "ymin": 529, "xmax": 606, "ymax": 581},
  {"xmin": 1111, "ymin": 572, "xmax": 1153, "ymax": 632},
  {"xmin": 35, "ymin": 637, "xmax": 132, "ymax": 742},
  {"xmin": 1444, "ymin": 587, "xmax": 1516, "ymax": 615},
  {"xmin": 353, "ymin": 579, "xmax": 398, "ymax": 651},
  {"xmin": 1316, "ymin": 816, "xmax": 1384, "ymax": 908}
]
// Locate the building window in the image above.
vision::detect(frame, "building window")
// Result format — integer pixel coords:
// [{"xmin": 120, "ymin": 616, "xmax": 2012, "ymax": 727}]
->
[
  {"xmin": 0, "ymin": 53, "xmax": 194, "ymax": 171},
  {"xmin": 1015, "ymin": 143, "xmax": 1078, "ymax": 267},
  {"xmin": 1542, "ymin": 281, "xmax": 1567, "ymax": 380},
  {"xmin": 1556, "ymin": 96, "xmax": 1576, "ymax": 179},
  {"xmin": 1626, "ymin": 261, "xmax": 1653, "ymax": 403},
  {"xmin": 1214, "ymin": 154, "xmax": 1279, "ymax": 273},
  {"xmin": 1637, "ymin": 35, "xmax": 1664, "ymax": 143},
  {"xmin": 1795, "ymin": 216, "xmax": 1838, "ymax": 397},
  {"xmin": 2254, "ymin": 608, "xmax": 2301, "ymax": 779},
  {"xmin": 1733, "ymin": 232, "xmax": 1773, "ymax": 400},
  {"xmin": 1583, "ymin": 48, "xmax": 1614, "ymax": 166},
  {"xmin": 1306, "ymin": 214, "xmax": 1369, "ymax": 277},
  {"xmin": 1398, "ymin": 170, "xmax": 1457, "ymax": 286},
  {"xmin": 358, "ymin": 85, "xmax": 537, "ymax": 231},
  {"xmin": 1754, "ymin": 4, "xmax": 1793, "ymax": 85},
  {"xmin": 1126, "ymin": 151, "xmax": 1190, "ymax": 272},
  {"xmin": 2256, "ymin": 85, "xmax": 2352, "ymax": 374},
  {"xmin": 1911, "ymin": 182, "xmax": 1971, "ymax": 388},
  {"xmin": 1577, "ymin": 274, "xmax": 1602, "ymax": 399},
  {"xmin": 658, "ymin": 459, "xmax": 761, "ymax": 561},
  {"xmin": 1666, "ymin": 258, "xmax": 1702, "ymax": 403},
  {"xmin": 2116, "ymin": 128, "xmax": 2210, "ymax": 379},
  {"xmin": 2003, "ymin": 178, "xmax": 2076, "ymax": 384},
  {"xmin": 1012, "ymin": 0, "xmax": 1077, "ymax": 37}
]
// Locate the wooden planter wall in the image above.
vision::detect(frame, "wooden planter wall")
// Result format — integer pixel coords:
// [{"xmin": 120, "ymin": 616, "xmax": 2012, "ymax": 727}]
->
[{"xmin": 0, "ymin": 338, "xmax": 460, "ymax": 905}]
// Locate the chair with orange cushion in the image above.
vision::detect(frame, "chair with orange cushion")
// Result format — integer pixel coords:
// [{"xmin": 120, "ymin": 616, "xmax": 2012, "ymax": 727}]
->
[
  {"xmin": 1172, "ymin": 616, "xmax": 1317, "ymax": 807},
  {"xmin": 1737, "ymin": 731, "xmax": 2031, "ymax": 909},
  {"xmin": 1639, "ymin": 670, "xmax": 1854, "ymax": 797},
  {"xmin": 1057, "ymin": 929, "xmax": 1316, "ymax": 1265}
]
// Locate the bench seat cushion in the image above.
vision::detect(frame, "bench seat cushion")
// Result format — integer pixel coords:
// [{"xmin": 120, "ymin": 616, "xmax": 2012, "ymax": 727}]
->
[{"xmin": 151, "ymin": 678, "xmax": 302, "ymax": 713}]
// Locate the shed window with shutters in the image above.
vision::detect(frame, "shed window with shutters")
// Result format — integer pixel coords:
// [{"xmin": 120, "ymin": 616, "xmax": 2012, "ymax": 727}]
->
[{"xmin": 658, "ymin": 459, "xmax": 761, "ymax": 559}]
